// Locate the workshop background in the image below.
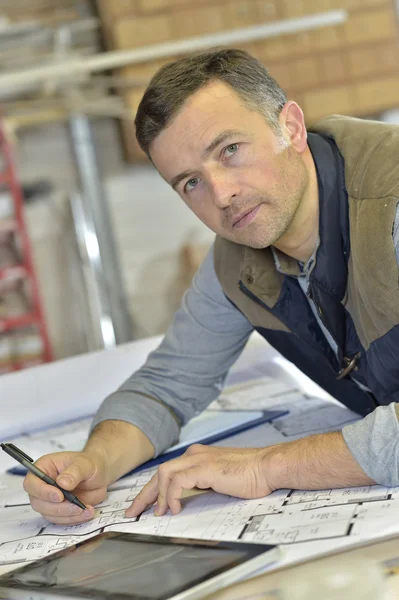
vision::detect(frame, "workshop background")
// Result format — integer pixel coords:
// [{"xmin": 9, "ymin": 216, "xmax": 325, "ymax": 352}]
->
[{"xmin": 0, "ymin": 0, "xmax": 398, "ymax": 372}]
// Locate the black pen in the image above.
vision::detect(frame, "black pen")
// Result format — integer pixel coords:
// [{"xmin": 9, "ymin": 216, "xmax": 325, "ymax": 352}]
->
[{"xmin": 0, "ymin": 442, "xmax": 86, "ymax": 510}]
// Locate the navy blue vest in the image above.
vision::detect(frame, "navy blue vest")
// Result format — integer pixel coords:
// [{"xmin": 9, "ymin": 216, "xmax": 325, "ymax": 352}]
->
[{"xmin": 239, "ymin": 134, "xmax": 380, "ymax": 417}]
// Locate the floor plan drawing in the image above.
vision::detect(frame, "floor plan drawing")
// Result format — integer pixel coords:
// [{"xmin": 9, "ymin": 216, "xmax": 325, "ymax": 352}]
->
[
  {"xmin": 1, "ymin": 469, "xmax": 399, "ymax": 575},
  {"xmin": 0, "ymin": 384, "xmax": 395, "ymax": 575}
]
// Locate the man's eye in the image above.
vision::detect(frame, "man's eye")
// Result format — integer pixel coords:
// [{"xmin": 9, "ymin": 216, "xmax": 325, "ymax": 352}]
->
[
  {"xmin": 185, "ymin": 178, "xmax": 199, "ymax": 192},
  {"xmin": 224, "ymin": 143, "xmax": 239, "ymax": 157}
]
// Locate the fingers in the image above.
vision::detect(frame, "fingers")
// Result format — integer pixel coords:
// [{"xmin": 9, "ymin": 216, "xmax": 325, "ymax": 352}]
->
[
  {"xmin": 29, "ymin": 485, "xmax": 106, "ymax": 517},
  {"xmin": 24, "ymin": 453, "xmax": 97, "ymax": 503},
  {"xmin": 23, "ymin": 454, "xmax": 64, "ymax": 501},
  {"xmin": 126, "ymin": 452, "xmax": 211, "ymax": 518},
  {"xmin": 126, "ymin": 445, "xmax": 271, "ymax": 519},
  {"xmin": 156, "ymin": 456, "xmax": 199, "ymax": 515},
  {"xmin": 167, "ymin": 466, "xmax": 211, "ymax": 515},
  {"xmin": 28, "ymin": 498, "xmax": 95, "ymax": 525},
  {"xmin": 24, "ymin": 451, "xmax": 108, "ymax": 524},
  {"xmin": 55, "ymin": 454, "xmax": 96, "ymax": 491},
  {"xmin": 25, "ymin": 474, "xmax": 60, "ymax": 504},
  {"xmin": 126, "ymin": 473, "xmax": 159, "ymax": 518}
]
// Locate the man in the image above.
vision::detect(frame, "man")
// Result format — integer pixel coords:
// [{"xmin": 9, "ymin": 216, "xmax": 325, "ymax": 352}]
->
[{"xmin": 25, "ymin": 49, "xmax": 399, "ymax": 525}]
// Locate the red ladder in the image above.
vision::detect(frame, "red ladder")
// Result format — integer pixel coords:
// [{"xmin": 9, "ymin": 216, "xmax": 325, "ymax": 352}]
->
[{"xmin": 0, "ymin": 122, "xmax": 52, "ymax": 373}]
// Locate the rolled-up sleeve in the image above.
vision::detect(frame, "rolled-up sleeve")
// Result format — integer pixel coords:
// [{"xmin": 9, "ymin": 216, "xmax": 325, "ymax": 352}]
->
[
  {"xmin": 342, "ymin": 403, "xmax": 399, "ymax": 487},
  {"xmin": 90, "ymin": 245, "xmax": 254, "ymax": 456}
]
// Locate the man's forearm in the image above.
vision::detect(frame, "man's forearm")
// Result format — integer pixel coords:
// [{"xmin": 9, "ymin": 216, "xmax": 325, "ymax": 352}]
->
[
  {"xmin": 266, "ymin": 431, "xmax": 375, "ymax": 491},
  {"xmin": 84, "ymin": 420, "xmax": 155, "ymax": 483},
  {"xmin": 128, "ymin": 431, "xmax": 377, "ymax": 518}
]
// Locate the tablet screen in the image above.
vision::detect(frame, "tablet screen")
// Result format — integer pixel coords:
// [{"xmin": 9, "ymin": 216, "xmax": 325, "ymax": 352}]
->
[{"xmin": 1, "ymin": 533, "xmax": 273, "ymax": 600}]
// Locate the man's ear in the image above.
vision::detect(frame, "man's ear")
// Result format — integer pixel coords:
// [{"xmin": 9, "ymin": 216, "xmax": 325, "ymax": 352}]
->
[{"xmin": 278, "ymin": 101, "xmax": 308, "ymax": 153}]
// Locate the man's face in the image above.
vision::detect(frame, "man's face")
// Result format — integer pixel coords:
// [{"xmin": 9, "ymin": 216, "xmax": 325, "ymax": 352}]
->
[{"xmin": 150, "ymin": 81, "xmax": 309, "ymax": 249}]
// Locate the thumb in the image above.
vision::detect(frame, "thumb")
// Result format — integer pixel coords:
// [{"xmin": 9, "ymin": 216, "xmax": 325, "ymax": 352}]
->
[{"xmin": 56, "ymin": 455, "xmax": 94, "ymax": 490}]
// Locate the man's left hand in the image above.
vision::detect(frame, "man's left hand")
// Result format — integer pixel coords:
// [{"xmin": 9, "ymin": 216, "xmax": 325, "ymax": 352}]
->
[
  {"xmin": 126, "ymin": 444, "xmax": 274, "ymax": 518},
  {"xmin": 125, "ymin": 431, "xmax": 376, "ymax": 518}
]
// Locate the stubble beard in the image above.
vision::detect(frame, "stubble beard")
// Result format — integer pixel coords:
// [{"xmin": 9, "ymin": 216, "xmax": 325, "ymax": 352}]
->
[
  {"xmin": 223, "ymin": 194, "xmax": 301, "ymax": 250},
  {"xmin": 221, "ymin": 148, "xmax": 309, "ymax": 249}
]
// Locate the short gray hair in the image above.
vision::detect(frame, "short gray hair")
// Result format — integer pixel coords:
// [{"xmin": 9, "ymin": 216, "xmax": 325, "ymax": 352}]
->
[{"xmin": 135, "ymin": 48, "xmax": 287, "ymax": 157}]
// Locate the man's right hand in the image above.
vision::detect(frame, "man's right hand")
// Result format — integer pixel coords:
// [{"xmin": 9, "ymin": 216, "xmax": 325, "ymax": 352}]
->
[
  {"xmin": 24, "ymin": 450, "xmax": 109, "ymax": 524},
  {"xmin": 24, "ymin": 420, "xmax": 156, "ymax": 525}
]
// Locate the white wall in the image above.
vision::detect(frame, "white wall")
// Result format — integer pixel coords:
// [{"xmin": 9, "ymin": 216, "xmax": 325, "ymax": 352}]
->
[
  {"xmin": 105, "ymin": 164, "xmax": 213, "ymax": 337},
  {"xmin": 12, "ymin": 118, "xmax": 213, "ymax": 358}
]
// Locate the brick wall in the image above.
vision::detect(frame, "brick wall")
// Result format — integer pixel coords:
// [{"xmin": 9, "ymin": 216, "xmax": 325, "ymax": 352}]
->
[{"xmin": 96, "ymin": 0, "xmax": 399, "ymax": 162}]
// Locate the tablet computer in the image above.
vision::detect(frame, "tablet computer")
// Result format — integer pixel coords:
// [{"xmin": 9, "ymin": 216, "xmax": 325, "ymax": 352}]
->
[{"xmin": 0, "ymin": 532, "xmax": 279, "ymax": 600}]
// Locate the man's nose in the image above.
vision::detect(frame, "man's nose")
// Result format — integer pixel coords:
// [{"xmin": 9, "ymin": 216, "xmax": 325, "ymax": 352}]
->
[{"xmin": 209, "ymin": 171, "xmax": 240, "ymax": 209}]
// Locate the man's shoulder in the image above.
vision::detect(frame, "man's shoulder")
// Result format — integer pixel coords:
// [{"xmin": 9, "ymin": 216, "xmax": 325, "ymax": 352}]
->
[
  {"xmin": 310, "ymin": 114, "xmax": 398, "ymax": 145},
  {"xmin": 310, "ymin": 115, "xmax": 399, "ymax": 201},
  {"xmin": 214, "ymin": 236, "xmax": 245, "ymax": 278}
]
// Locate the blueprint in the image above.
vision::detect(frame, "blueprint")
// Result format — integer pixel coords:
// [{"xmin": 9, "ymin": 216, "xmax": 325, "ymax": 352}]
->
[
  {"xmin": 1, "ymin": 467, "xmax": 399, "ymax": 576},
  {"xmin": 0, "ymin": 378, "xmax": 394, "ymax": 576}
]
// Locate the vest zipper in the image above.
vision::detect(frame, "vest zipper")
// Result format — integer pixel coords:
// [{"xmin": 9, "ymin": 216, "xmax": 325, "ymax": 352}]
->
[
  {"xmin": 307, "ymin": 284, "xmax": 369, "ymax": 394},
  {"xmin": 307, "ymin": 282, "xmax": 337, "ymax": 345},
  {"xmin": 306, "ymin": 287, "xmax": 323, "ymax": 318}
]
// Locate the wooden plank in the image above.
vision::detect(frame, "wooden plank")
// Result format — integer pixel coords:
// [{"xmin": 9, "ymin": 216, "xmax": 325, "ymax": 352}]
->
[
  {"xmin": 342, "ymin": 7, "xmax": 397, "ymax": 45},
  {"xmin": 301, "ymin": 0, "xmax": 334, "ymax": 13},
  {"xmin": 120, "ymin": 118, "xmax": 147, "ymax": 162},
  {"xmin": 138, "ymin": 0, "xmax": 194, "ymax": 12},
  {"xmin": 282, "ymin": 31, "xmax": 313, "ymax": 57},
  {"xmin": 268, "ymin": 62, "xmax": 294, "ymax": 92},
  {"xmin": 320, "ymin": 52, "xmax": 349, "ymax": 86},
  {"xmin": 330, "ymin": 0, "xmax": 388, "ymax": 10},
  {"xmin": 290, "ymin": 56, "xmax": 322, "ymax": 89},
  {"xmin": 171, "ymin": 5, "xmax": 227, "ymax": 40},
  {"xmin": 225, "ymin": 1, "xmax": 263, "ymax": 29},
  {"xmin": 254, "ymin": 0, "xmax": 280, "ymax": 22},
  {"xmin": 113, "ymin": 13, "xmax": 173, "ymax": 48},
  {"xmin": 96, "ymin": 0, "xmax": 138, "ymax": 22},
  {"xmin": 353, "ymin": 75, "xmax": 399, "ymax": 114},
  {"xmin": 307, "ymin": 24, "xmax": 344, "ymax": 51},
  {"xmin": 303, "ymin": 84, "xmax": 354, "ymax": 120}
]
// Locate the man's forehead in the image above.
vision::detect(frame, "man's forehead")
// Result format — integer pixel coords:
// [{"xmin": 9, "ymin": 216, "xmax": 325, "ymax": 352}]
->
[
  {"xmin": 166, "ymin": 81, "xmax": 248, "ymax": 136},
  {"xmin": 152, "ymin": 99, "xmax": 232, "ymax": 162},
  {"xmin": 184, "ymin": 80, "xmax": 242, "ymax": 109},
  {"xmin": 152, "ymin": 84, "xmax": 247, "ymax": 152}
]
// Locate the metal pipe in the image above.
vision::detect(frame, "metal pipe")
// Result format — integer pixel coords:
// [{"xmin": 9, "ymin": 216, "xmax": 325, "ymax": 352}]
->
[
  {"xmin": 0, "ymin": 11, "xmax": 347, "ymax": 92},
  {"xmin": 69, "ymin": 113, "xmax": 133, "ymax": 348}
]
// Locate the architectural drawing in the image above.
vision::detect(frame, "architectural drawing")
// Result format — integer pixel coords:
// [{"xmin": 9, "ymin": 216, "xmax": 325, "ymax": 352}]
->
[
  {"xmin": 1, "ymin": 466, "xmax": 399, "ymax": 574},
  {"xmin": 0, "ymin": 382, "xmax": 395, "ymax": 575}
]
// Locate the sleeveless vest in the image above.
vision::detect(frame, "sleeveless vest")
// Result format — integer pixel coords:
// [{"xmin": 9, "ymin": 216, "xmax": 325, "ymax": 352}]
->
[{"xmin": 214, "ymin": 116, "xmax": 399, "ymax": 416}]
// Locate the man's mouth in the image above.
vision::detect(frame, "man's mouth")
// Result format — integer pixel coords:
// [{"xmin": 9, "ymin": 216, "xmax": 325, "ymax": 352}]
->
[{"xmin": 232, "ymin": 204, "xmax": 261, "ymax": 229}]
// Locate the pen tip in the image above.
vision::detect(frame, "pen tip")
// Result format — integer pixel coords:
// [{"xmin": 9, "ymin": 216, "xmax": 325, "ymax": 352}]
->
[{"xmin": 76, "ymin": 499, "xmax": 87, "ymax": 510}]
